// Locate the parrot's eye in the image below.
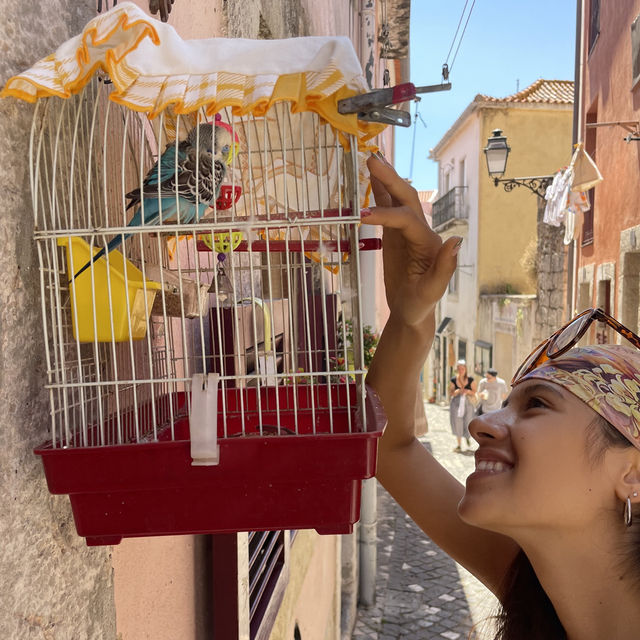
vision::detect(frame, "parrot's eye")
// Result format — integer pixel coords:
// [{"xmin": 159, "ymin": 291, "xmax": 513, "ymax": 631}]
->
[{"xmin": 222, "ymin": 145, "xmax": 230, "ymax": 155}]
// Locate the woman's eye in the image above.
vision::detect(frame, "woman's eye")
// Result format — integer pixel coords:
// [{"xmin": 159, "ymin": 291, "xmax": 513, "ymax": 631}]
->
[{"xmin": 526, "ymin": 396, "xmax": 547, "ymax": 410}]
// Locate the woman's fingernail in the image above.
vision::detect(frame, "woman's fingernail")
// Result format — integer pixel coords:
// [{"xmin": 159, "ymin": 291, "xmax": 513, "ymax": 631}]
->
[
  {"xmin": 451, "ymin": 237, "xmax": 463, "ymax": 255},
  {"xmin": 375, "ymin": 151, "xmax": 391, "ymax": 166},
  {"xmin": 360, "ymin": 208, "xmax": 372, "ymax": 217}
]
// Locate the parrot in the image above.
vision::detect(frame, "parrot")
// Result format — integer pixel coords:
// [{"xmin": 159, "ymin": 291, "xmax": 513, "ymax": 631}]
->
[{"xmin": 71, "ymin": 122, "xmax": 234, "ymax": 281}]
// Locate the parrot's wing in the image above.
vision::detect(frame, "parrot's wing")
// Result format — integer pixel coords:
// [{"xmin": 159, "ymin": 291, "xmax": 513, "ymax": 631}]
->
[
  {"xmin": 125, "ymin": 141, "xmax": 188, "ymax": 207},
  {"xmin": 213, "ymin": 159, "xmax": 227, "ymax": 199},
  {"xmin": 161, "ymin": 147, "xmax": 220, "ymax": 205}
]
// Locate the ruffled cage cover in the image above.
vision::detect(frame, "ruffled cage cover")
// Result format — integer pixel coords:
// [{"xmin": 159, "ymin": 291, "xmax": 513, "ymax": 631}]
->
[{"xmin": 0, "ymin": 1, "xmax": 384, "ymax": 148}]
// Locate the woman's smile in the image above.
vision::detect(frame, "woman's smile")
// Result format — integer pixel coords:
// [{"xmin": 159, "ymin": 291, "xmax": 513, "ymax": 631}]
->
[{"xmin": 468, "ymin": 447, "xmax": 515, "ymax": 481}]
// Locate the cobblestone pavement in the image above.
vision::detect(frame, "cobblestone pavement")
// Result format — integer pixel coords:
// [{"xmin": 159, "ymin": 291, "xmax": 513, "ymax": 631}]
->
[{"xmin": 352, "ymin": 403, "xmax": 499, "ymax": 640}]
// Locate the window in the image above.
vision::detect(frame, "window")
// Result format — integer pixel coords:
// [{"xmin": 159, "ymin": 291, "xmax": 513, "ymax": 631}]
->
[
  {"xmin": 596, "ymin": 279, "xmax": 613, "ymax": 344},
  {"xmin": 249, "ymin": 531, "xmax": 287, "ymax": 639},
  {"xmin": 474, "ymin": 341, "xmax": 492, "ymax": 376},
  {"xmin": 583, "ymin": 106, "xmax": 597, "ymax": 246},
  {"xmin": 632, "ymin": 14, "xmax": 640, "ymax": 87},
  {"xmin": 443, "ymin": 168, "xmax": 451, "ymax": 194},
  {"xmin": 448, "ymin": 268, "xmax": 459, "ymax": 295},
  {"xmin": 589, "ymin": 0, "xmax": 600, "ymax": 53},
  {"xmin": 458, "ymin": 339, "xmax": 467, "ymax": 362},
  {"xmin": 621, "ymin": 251, "xmax": 640, "ymax": 334},
  {"xmin": 212, "ymin": 532, "xmax": 289, "ymax": 640},
  {"xmin": 458, "ymin": 157, "xmax": 466, "ymax": 187}
]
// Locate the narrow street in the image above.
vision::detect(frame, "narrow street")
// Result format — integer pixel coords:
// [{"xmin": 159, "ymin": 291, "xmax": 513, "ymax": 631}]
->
[{"xmin": 352, "ymin": 403, "xmax": 499, "ymax": 640}]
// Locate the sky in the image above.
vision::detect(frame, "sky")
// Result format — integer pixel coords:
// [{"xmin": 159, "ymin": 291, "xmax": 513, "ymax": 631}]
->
[{"xmin": 393, "ymin": 0, "xmax": 577, "ymax": 191}]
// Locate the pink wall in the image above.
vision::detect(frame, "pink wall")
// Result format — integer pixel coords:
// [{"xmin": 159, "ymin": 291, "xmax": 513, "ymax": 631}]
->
[
  {"xmin": 579, "ymin": 0, "xmax": 640, "ymax": 300},
  {"xmin": 125, "ymin": 0, "xmax": 224, "ymax": 38},
  {"xmin": 113, "ymin": 536, "xmax": 205, "ymax": 639}
]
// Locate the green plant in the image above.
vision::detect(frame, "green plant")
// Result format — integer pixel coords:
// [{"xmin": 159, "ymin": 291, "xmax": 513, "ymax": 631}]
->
[{"xmin": 336, "ymin": 319, "xmax": 379, "ymax": 369}]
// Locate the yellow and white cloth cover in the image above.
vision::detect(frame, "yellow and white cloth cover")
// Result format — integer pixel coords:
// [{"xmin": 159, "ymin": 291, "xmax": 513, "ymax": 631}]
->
[{"xmin": 0, "ymin": 1, "xmax": 384, "ymax": 149}]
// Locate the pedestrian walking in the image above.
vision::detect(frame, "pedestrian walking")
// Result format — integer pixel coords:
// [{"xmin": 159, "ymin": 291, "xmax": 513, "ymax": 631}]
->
[
  {"xmin": 363, "ymin": 153, "xmax": 640, "ymax": 640},
  {"xmin": 448, "ymin": 359, "xmax": 476, "ymax": 451},
  {"xmin": 476, "ymin": 368, "xmax": 508, "ymax": 415}
]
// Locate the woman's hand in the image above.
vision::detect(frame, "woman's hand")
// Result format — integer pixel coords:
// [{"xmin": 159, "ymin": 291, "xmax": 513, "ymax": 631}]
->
[{"xmin": 362, "ymin": 154, "xmax": 461, "ymax": 328}]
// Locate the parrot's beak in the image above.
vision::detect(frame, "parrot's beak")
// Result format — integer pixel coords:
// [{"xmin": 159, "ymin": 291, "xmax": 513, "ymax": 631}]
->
[{"xmin": 226, "ymin": 142, "xmax": 239, "ymax": 166}]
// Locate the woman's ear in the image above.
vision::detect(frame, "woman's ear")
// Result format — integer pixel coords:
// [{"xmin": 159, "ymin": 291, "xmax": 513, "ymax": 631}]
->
[{"xmin": 613, "ymin": 449, "xmax": 640, "ymax": 503}]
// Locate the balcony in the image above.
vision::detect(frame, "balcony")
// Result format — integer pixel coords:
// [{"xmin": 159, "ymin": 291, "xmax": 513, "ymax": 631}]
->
[{"xmin": 432, "ymin": 186, "xmax": 468, "ymax": 230}]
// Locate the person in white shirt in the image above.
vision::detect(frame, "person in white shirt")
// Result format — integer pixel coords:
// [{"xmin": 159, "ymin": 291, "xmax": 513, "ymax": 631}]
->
[{"xmin": 476, "ymin": 368, "xmax": 508, "ymax": 415}]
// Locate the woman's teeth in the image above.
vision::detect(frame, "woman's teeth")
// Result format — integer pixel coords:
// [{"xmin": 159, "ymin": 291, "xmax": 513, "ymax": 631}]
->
[{"xmin": 476, "ymin": 460, "xmax": 510, "ymax": 473}]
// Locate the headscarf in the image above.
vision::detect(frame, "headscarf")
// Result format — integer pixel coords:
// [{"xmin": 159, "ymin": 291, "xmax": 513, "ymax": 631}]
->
[{"xmin": 514, "ymin": 344, "xmax": 640, "ymax": 450}]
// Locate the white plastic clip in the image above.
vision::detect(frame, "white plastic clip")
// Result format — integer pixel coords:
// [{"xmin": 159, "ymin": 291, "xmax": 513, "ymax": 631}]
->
[{"xmin": 190, "ymin": 373, "xmax": 220, "ymax": 466}]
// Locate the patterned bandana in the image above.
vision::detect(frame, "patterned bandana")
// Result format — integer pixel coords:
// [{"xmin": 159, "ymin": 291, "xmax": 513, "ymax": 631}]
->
[{"xmin": 514, "ymin": 344, "xmax": 640, "ymax": 450}]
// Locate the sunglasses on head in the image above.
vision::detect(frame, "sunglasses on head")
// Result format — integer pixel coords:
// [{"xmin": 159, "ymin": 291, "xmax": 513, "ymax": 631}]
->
[{"xmin": 511, "ymin": 308, "xmax": 640, "ymax": 385}]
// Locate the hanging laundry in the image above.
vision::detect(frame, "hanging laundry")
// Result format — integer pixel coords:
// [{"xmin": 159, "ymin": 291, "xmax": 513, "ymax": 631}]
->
[
  {"xmin": 571, "ymin": 144, "xmax": 603, "ymax": 192},
  {"xmin": 544, "ymin": 167, "xmax": 573, "ymax": 226},
  {"xmin": 563, "ymin": 190, "xmax": 590, "ymax": 245}
]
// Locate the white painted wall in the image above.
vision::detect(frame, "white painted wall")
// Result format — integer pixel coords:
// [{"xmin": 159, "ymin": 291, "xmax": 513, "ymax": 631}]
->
[{"xmin": 433, "ymin": 111, "xmax": 481, "ymax": 378}]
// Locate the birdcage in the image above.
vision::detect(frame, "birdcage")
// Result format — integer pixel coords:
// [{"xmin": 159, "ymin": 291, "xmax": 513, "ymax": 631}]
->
[{"xmin": 4, "ymin": 4, "xmax": 387, "ymax": 544}]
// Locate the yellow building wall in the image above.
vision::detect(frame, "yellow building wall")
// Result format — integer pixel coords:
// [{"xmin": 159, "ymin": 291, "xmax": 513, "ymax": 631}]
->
[
  {"xmin": 477, "ymin": 106, "xmax": 573, "ymax": 294},
  {"xmin": 269, "ymin": 531, "xmax": 340, "ymax": 640}
]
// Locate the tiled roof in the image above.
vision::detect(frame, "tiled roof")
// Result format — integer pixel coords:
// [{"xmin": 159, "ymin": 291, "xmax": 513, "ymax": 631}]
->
[
  {"xmin": 477, "ymin": 79, "xmax": 574, "ymax": 104},
  {"xmin": 417, "ymin": 190, "xmax": 437, "ymax": 203}
]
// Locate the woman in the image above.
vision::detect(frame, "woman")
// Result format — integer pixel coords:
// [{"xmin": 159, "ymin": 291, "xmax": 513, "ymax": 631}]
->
[
  {"xmin": 449, "ymin": 359, "xmax": 477, "ymax": 452},
  {"xmin": 363, "ymin": 153, "xmax": 640, "ymax": 639}
]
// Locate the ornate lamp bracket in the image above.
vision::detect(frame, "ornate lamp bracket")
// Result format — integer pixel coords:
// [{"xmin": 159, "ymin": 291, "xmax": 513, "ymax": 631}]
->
[{"xmin": 493, "ymin": 175, "xmax": 553, "ymax": 199}]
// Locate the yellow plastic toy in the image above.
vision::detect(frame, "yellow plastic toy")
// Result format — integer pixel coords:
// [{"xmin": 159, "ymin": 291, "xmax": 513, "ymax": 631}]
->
[
  {"xmin": 200, "ymin": 231, "xmax": 244, "ymax": 253},
  {"xmin": 59, "ymin": 237, "xmax": 161, "ymax": 342}
]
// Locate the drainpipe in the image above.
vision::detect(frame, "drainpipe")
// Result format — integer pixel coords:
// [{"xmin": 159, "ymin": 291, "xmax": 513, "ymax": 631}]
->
[
  {"xmin": 568, "ymin": 0, "xmax": 585, "ymax": 318},
  {"xmin": 357, "ymin": 0, "xmax": 378, "ymax": 616}
]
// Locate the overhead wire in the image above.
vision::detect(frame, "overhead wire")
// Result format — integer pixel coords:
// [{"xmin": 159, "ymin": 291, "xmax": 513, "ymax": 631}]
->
[
  {"xmin": 444, "ymin": 0, "xmax": 471, "ymax": 66},
  {"xmin": 448, "ymin": 0, "xmax": 477, "ymax": 73},
  {"xmin": 407, "ymin": 0, "xmax": 479, "ymax": 181},
  {"xmin": 409, "ymin": 102, "xmax": 427, "ymax": 182}
]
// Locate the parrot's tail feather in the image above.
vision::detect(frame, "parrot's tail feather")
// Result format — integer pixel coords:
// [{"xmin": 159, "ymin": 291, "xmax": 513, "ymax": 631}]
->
[{"xmin": 69, "ymin": 234, "xmax": 129, "ymax": 283}]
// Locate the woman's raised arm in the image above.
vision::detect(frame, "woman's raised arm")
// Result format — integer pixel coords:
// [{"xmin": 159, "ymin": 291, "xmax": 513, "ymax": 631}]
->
[{"xmin": 363, "ymin": 154, "xmax": 519, "ymax": 596}]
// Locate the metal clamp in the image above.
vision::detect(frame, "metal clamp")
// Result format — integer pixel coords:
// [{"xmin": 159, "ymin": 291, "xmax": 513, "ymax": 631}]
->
[{"xmin": 338, "ymin": 82, "xmax": 452, "ymax": 127}]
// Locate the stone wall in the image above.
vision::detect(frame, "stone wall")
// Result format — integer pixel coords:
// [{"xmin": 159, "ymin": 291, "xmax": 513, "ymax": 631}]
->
[
  {"xmin": 0, "ymin": 2, "xmax": 117, "ymax": 639},
  {"xmin": 533, "ymin": 198, "xmax": 567, "ymax": 347}
]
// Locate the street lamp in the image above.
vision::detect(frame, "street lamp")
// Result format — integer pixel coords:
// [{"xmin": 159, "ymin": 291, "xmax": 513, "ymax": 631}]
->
[
  {"xmin": 484, "ymin": 129, "xmax": 510, "ymax": 178},
  {"xmin": 483, "ymin": 129, "xmax": 553, "ymax": 198}
]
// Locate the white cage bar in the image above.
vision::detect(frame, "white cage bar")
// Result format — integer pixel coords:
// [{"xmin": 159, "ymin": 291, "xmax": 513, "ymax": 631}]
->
[{"xmin": 31, "ymin": 78, "xmax": 368, "ymax": 450}]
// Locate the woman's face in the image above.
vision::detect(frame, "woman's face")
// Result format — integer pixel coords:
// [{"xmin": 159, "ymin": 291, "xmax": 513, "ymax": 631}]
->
[
  {"xmin": 456, "ymin": 364, "xmax": 467, "ymax": 376},
  {"xmin": 458, "ymin": 379, "xmax": 621, "ymax": 537}
]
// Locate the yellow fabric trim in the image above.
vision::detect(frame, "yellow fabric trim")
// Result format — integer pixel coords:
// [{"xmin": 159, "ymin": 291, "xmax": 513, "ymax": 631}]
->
[
  {"xmin": 2, "ymin": 18, "xmax": 384, "ymax": 149},
  {"xmin": 0, "ymin": 12, "xmax": 157, "ymax": 103}
]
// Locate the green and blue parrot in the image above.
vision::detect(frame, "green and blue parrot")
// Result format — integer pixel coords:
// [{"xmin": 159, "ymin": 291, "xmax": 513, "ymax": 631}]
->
[{"xmin": 72, "ymin": 122, "xmax": 234, "ymax": 281}]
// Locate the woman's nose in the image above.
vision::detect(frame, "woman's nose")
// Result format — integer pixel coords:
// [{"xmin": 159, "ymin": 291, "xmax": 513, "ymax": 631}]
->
[{"xmin": 468, "ymin": 410, "xmax": 510, "ymax": 442}]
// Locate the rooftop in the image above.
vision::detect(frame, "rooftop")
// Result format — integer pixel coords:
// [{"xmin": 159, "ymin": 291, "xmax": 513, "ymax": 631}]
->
[
  {"xmin": 477, "ymin": 79, "xmax": 574, "ymax": 105},
  {"xmin": 430, "ymin": 79, "xmax": 574, "ymax": 158}
]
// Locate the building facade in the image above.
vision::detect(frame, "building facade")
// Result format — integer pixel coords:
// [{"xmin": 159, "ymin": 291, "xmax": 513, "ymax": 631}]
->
[
  {"xmin": 572, "ymin": 0, "xmax": 640, "ymax": 345},
  {"xmin": 429, "ymin": 80, "xmax": 573, "ymax": 399}
]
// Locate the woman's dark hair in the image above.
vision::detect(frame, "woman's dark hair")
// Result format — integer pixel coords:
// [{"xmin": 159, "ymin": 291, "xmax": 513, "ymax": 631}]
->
[
  {"xmin": 491, "ymin": 549, "xmax": 566, "ymax": 640},
  {"xmin": 490, "ymin": 415, "xmax": 635, "ymax": 640}
]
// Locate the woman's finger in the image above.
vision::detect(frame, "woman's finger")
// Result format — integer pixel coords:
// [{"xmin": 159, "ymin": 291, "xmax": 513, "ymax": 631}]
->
[
  {"xmin": 361, "ymin": 204, "xmax": 432, "ymax": 242},
  {"xmin": 425, "ymin": 236, "xmax": 462, "ymax": 300},
  {"xmin": 369, "ymin": 173, "xmax": 393, "ymax": 208},
  {"xmin": 367, "ymin": 154, "xmax": 423, "ymax": 212}
]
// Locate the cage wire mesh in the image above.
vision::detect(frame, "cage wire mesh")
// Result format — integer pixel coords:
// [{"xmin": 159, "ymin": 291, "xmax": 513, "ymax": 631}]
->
[{"xmin": 31, "ymin": 77, "xmax": 368, "ymax": 451}]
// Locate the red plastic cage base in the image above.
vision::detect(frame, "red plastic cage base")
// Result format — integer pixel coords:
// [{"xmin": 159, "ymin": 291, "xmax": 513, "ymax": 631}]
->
[{"xmin": 34, "ymin": 384, "xmax": 385, "ymax": 545}]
